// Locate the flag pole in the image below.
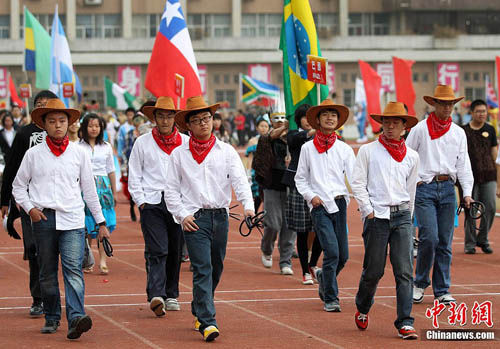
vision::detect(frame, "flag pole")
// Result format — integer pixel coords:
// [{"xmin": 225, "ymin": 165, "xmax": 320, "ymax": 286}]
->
[{"xmin": 22, "ymin": 6, "xmax": 29, "ymax": 116}]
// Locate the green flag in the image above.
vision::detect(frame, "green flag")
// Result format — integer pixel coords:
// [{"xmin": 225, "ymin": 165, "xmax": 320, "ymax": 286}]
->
[
  {"xmin": 104, "ymin": 77, "xmax": 137, "ymax": 110},
  {"xmin": 24, "ymin": 7, "xmax": 51, "ymax": 89},
  {"xmin": 280, "ymin": 0, "xmax": 329, "ymax": 129}
]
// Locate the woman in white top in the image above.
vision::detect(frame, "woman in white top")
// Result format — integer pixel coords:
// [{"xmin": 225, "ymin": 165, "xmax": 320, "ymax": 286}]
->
[
  {"xmin": 0, "ymin": 112, "xmax": 17, "ymax": 159},
  {"xmin": 78, "ymin": 113, "xmax": 116, "ymax": 274}
]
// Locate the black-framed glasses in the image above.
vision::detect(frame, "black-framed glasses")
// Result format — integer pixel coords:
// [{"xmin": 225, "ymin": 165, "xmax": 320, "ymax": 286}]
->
[{"xmin": 189, "ymin": 114, "xmax": 212, "ymax": 125}]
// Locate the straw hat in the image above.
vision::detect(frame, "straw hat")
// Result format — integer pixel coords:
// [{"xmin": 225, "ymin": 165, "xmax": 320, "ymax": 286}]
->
[
  {"xmin": 31, "ymin": 98, "xmax": 80, "ymax": 130},
  {"xmin": 174, "ymin": 96, "xmax": 219, "ymax": 130},
  {"xmin": 370, "ymin": 102, "xmax": 418, "ymax": 129},
  {"xmin": 423, "ymin": 85, "xmax": 464, "ymax": 106},
  {"xmin": 305, "ymin": 99, "xmax": 349, "ymax": 130},
  {"xmin": 142, "ymin": 96, "xmax": 178, "ymax": 122}
]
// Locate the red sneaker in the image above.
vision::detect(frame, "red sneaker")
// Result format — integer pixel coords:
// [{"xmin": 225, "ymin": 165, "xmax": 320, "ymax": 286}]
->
[
  {"xmin": 354, "ymin": 311, "xmax": 368, "ymax": 330},
  {"xmin": 398, "ymin": 325, "xmax": 418, "ymax": 340}
]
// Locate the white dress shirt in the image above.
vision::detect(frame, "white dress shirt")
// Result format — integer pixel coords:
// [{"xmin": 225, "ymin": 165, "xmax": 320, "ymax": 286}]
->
[
  {"xmin": 12, "ymin": 140, "xmax": 104, "ymax": 230},
  {"xmin": 128, "ymin": 132, "xmax": 189, "ymax": 207},
  {"xmin": 165, "ymin": 139, "xmax": 254, "ymax": 224},
  {"xmin": 351, "ymin": 140, "xmax": 420, "ymax": 220},
  {"xmin": 78, "ymin": 140, "xmax": 115, "ymax": 176},
  {"xmin": 295, "ymin": 139, "xmax": 355, "ymax": 214},
  {"xmin": 406, "ymin": 120, "xmax": 474, "ymax": 197}
]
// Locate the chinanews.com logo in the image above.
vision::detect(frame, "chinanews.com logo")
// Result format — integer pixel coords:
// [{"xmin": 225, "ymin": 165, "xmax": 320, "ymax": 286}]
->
[{"xmin": 422, "ymin": 299, "xmax": 498, "ymax": 341}]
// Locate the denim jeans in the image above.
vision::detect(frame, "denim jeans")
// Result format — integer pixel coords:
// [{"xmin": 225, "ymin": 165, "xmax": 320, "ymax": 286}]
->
[
  {"xmin": 310, "ymin": 199, "xmax": 348, "ymax": 303},
  {"xmin": 183, "ymin": 209, "xmax": 228, "ymax": 332},
  {"xmin": 32, "ymin": 209, "xmax": 86, "ymax": 326},
  {"xmin": 414, "ymin": 180, "xmax": 456, "ymax": 297},
  {"xmin": 355, "ymin": 210, "xmax": 414, "ymax": 329},
  {"xmin": 140, "ymin": 198, "xmax": 183, "ymax": 301},
  {"xmin": 464, "ymin": 181, "xmax": 497, "ymax": 250}
]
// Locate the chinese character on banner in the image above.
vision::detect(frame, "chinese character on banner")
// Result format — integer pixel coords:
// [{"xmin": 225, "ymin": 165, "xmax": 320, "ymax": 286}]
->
[
  {"xmin": 471, "ymin": 301, "xmax": 493, "ymax": 327},
  {"xmin": 448, "ymin": 302, "xmax": 468, "ymax": 326},
  {"xmin": 0, "ymin": 68, "xmax": 7, "ymax": 98},
  {"xmin": 437, "ymin": 63, "xmax": 460, "ymax": 92},
  {"xmin": 248, "ymin": 64, "xmax": 271, "ymax": 83},
  {"xmin": 328, "ymin": 63, "xmax": 335, "ymax": 93},
  {"xmin": 426, "ymin": 299, "xmax": 447, "ymax": 329},
  {"xmin": 117, "ymin": 66, "xmax": 141, "ymax": 97},
  {"xmin": 376, "ymin": 63, "xmax": 395, "ymax": 93},
  {"xmin": 198, "ymin": 65, "xmax": 207, "ymax": 96}
]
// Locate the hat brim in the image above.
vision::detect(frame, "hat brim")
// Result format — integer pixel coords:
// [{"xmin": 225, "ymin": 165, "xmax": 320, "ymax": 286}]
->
[
  {"xmin": 423, "ymin": 95, "xmax": 464, "ymax": 106},
  {"xmin": 370, "ymin": 114, "xmax": 419, "ymax": 129},
  {"xmin": 174, "ymin": 103, "xmax": 220, "ymax": 130},
  {"xmin": 31, "ymin": 107, "xmax": 81, "ymax": 130},
  {"xmin": 142, "ymin": 106, "xmax": 178, "ymax": 123},
  {"xmin": 306, "ymin": 104, "xmax": 349, "ymax": 130}
]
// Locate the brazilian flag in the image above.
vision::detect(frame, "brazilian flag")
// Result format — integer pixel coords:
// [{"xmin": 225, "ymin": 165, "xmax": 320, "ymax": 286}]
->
[{"xmin": 280, "ymin": 0, "xmax": 329, "ymax": 129}]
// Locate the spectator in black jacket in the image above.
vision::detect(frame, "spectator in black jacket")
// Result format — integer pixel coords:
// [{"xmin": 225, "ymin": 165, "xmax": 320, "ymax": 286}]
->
[
  {"xmin": 0, "ymin": 90, "xmax": 58, "ymax": 318},
  {"xmin": 0, "ymin": 112, "xmax": 17, "ymax": 160}
]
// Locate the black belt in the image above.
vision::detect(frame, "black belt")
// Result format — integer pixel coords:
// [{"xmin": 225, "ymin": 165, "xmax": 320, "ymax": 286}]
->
[
  {"xmin": 197, "ymin": 208, "xmax": 226, "ymax": 214},
  {"xmin": 335, "ymin": 195, "xmax": 344, "ymax": 200}
]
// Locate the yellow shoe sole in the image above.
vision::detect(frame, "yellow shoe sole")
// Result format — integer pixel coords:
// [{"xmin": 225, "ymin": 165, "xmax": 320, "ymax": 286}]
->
[{"xmin": 203, "ymin": 326, "xmax": 219, "ymax": 342}]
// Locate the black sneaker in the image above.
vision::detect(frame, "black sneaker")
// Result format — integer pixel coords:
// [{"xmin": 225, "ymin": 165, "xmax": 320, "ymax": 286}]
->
[
  {"xmin": 465, "ymin": 248, "xmax": 476, "ymax": 254},
  {"xmin": 479, "ymin": 245, "xmax": 493, "ymax": 254},
  {"xmin": 41, "ymin": 319, "xmax": 60, "ymax": 334},
  {"xmin": 30, "ymin": 302, "xmax": 43, "ymax": 317},
  {"xmin": 67, "ymin": 315, "xmax": 93, "ymax": 340}
]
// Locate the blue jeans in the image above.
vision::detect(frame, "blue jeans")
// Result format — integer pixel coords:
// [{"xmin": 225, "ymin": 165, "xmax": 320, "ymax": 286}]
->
[
  {"xmin": 357, "ymin": 112, "xmax": 366, "ymax": 138},
  {"xmin": 184, "ymin": 209, "xmax": 228, "ymax": 332},
  {"xmin": 32, "ymin": 209, "xmax": 86, "ymax": 326},
  {"xmin": 310, "ymin": 199, "xmax": 348, "ymax": 303},
  {"xmin": 414, "ymin": 181, "xmax": 456, "ymax": 297},
  {"xmin": 356, "ymin": 210, "xmax": 414, "ymax": 329}
]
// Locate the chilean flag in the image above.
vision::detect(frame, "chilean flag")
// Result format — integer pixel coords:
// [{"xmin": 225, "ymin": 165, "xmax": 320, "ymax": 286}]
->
[{"xmin": 145, "ymin": 0, "xmax": 201, "ymax": 107}]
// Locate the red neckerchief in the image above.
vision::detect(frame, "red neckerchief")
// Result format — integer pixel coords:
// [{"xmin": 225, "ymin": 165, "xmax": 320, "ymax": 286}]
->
[
  {"xmin": 46, "ymin": 135, "xmax": 69, "ymax": 157},
  {"xmin": 189, "ymin": 134, "xmax": 216, "ymax": 164},
  {"xmin": 426, "ymin": 112, "xmax": 452, "ymax": 140},
  {"xmin": 152, "ymin": 126, "xmax": 182, "ymax": 155},
  {"xmin": 378, "ymin": 134, "xmax": 407, "ymax": 162},
  {"xmin": 313, "ymin": 129, "xmax": 337, "ymax": 153}
]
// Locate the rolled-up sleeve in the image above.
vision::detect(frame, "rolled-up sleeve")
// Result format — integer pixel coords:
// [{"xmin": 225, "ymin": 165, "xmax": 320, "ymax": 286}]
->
[
  {"xmin": 456, "ymin": 134, "xmax": 474, "ymax": 197},
  {"xmin": 127, "ymin": 141, "xmax": 145, "ymax": 207}
]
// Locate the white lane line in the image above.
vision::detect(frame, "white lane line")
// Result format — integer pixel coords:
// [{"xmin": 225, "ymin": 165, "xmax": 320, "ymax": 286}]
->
[
  {"xmin": 86, "ymin": 307, "xmax": 163, "ymax": 349},
  {"xmin": 0, "ymin": 256, "xmax": 29, "ymax": 275}
]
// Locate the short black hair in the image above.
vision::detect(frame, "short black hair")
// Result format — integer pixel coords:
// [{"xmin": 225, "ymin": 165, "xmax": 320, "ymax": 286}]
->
[
  {"xmin": 185, "ymin": 109, "xmax": 211, "ymax": 124},
  {"xmin": 213, "ymin": 112, "xmax": 222, "ymax": 120},
  {"xmin": 33, "ymin": 90, "xmax": 58, "ymax": 108},
  {"xmin": 470, "ymin": 99, "xmax": 487, "ymax": 112},
  {"xmin": 140, "ymin": 100, "xmax": 156, "ymax": 114},
  {"xmin": 80, "ymin": 113, "xmax": 105, "ymax": 145},
  {"xmin": 294, "ymin": 104, "xmax": 311, "ymax": 128},
  {"xmin": 125, "ymin": 107, "xmax": 136, "ymax": 114},
  {"xmin": 1, "ymin": 112, "xmax": 13, "ymax": 127}
]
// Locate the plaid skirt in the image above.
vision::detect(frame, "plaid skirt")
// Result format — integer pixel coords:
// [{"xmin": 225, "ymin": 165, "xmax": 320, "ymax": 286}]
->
[{"xmin": 285, "ymin": 186, "xmax": 312, "ymax": 232}]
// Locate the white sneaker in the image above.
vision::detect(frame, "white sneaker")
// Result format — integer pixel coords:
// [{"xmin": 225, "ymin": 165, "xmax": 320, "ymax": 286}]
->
[
  {"xmin": 281, "ymin": 266, "xmax": 293, "ymax": 275},
  {"xmin": 261, "ymin": 255, "xmax": 272, "ymax": 268},
  {"xmin": 166, "ymin": 298, "xmax": 180, "ymax": 311},
  {"xmin": 150, "ymin": 297, "xmax": 166, "ymax": 317},
  {"xmin": 436, "ymin": 294, "xmax": 456, "ymax": 305},
  {"xmin": 413, "ymin": 286, "xmax": 424, "ymax": 304},
  {"xmin": 302, "ymin": 273, "xmax": 314, "ymax": 285}
]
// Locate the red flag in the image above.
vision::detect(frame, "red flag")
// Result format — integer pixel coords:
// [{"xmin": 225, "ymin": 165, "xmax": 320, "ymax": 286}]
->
[
  {"xmin": 358, "ymin": 60, "xmax": 381, "ymax": 133},
  {"xmin": 392, "ymin": 56, "xmax": 416, "ymax": 116},
  {"xmin": 496, "ymin": 56, "xmax": 500, "ymax": 106},
  {"xmin": 8, "ymin": 74, "xmax": 25, "ymax": 108}
]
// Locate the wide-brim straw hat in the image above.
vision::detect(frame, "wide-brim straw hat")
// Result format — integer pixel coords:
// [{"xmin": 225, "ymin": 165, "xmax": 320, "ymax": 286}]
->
[
  {"xmin": 370, "ymin": 101, "xmax": 418, "ymax": 129},
  {"xmin": 306, "ymin": 99, "xmax": 349, "ymax": 130},
  {"xmin": 423, "ymin": 84, "xmax": 464, "ymax": 106},
  {"xmin": 142, "ymin": 96, "xmax": 178, "ymax": 122},
  {"xmin": 31, "ymin": 98, "xmax": 80, "ymax": 130},
  {"xmin": 174, "ymin": 96, "xmax": 219, "ymax": 130}
]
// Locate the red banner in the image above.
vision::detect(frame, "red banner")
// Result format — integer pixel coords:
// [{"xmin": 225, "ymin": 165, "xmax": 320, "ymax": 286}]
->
[
  {"xmin": 359, "ymin": 60, "xmax": 381, "ymax": 133},
  {"xmin": 496, "ymin": 56, "xmax": 500, "ymax": 107},
  {"xmin": 9, "ymin": 75, "xmax": 25, "ymax": 108},
  {"xmin": 392, "ymin": 56, "xmax": 416, "ymax": 117}
]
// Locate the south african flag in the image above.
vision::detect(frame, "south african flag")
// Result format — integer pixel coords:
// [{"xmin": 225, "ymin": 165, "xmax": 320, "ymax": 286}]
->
[{"xmin": 239, "ymin": 74, "xmax": 280, "ymax": 105}]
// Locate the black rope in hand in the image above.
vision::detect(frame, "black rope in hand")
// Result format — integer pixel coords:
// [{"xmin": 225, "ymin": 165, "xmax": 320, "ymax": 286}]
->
[
  {"xmin": 93, "ymin": 224, "xmax": 114, "ymax": 257},
  {"xmin": 456, "ymin": 201, "xmax": 485, "ymax": 220},
  {"xmin": 239, "ymin": 211, "xmax": 266, "ymax": 237}
]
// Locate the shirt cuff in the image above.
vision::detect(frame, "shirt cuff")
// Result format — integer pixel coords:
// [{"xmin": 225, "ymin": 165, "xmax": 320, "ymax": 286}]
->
[
  {"xmin": 22, "ymin": 202, "xmax": 35, "ymax": 215},
  {"xmin": 359, "ymin": 204, "xmax": 373, "ymax": 218},
  {"xmin": 302, "ymin": 192, "xmax": 316, "ymax": 204},
  {"xmin": 243, "ymin": 200, "xmax": 255, "ymax": 212}
]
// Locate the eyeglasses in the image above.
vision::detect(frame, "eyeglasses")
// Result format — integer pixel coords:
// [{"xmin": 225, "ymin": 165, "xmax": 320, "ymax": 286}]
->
[{"xmin": 189, "ymin": 114, "xmax": 212, "ymax": 125}]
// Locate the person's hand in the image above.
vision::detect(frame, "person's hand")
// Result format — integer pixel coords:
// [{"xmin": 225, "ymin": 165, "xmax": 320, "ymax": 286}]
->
[
  {"xmin": 97, "ymin": 225, "xmax": 111, "ymax": 241},
  {"xmin": 182, "ymin": 215, "xmax": 199, "ymax": 232},
  {"xmin": 366, "ymin": 212, "xmax": 374, "ymax": 219},
  {"xmin": 29, "ymin": 208, "xmax": 47, "ymax": 223},
  {"xmin": 140, "ymin": 203, "xmax": 145, "ymax": 210},
  {"xmin": 1, "ymin": 206, "xmax": 8, "ymax": 219},
  {"xmin": 463, "ymin": 196, "xmax": 474, "ymax": 209},
  {"xmin": 311, "ymin": 196, "xmax": 323, "ymax": 208},
  {"xmin": 244, "ymin": 210, "xmax": 255, "ymax": 218}
]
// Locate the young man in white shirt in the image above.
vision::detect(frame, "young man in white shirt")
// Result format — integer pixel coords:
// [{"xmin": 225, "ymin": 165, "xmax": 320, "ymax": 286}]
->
[
  {"xmin": 295, "ymin": 99, "xmax": 355, "ymax": 312},
  {"xmin": 406, "ymin": 85, "xmax": 474, "ymax": 305},
  {"xmin": 128, "ymin": 96, "xmax": 188, "ymax": 317},
  {"xmin": 351, "ymin": 102, "xmax": 420, "ymax": 339},
  {"xmin": 165, "ymin": 96, "xmax": 254, "ymax": 342},
  {"xmin": 12, "ymin": 99, "xmax": 110, "ymax": 339}
]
